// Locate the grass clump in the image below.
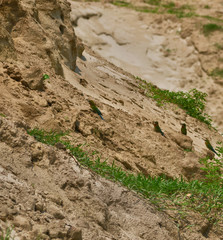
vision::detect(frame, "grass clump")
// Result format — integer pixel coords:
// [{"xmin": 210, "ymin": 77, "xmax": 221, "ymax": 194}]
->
[
  {"xmin": 204, "ymin": 5, "xmax": 210, "ymax": 9},
  {"xmin": 0, "ymin": 113, "xmax": 6, "ymax": 117},
  {"xmin": 1, "ymin": 227, "xmax": 14, "ymax": 240},
  {"xmin": 136, "ymin": 77, "xmax": 212, "ymax": 126},
  {"xmin": 203, "ymin": 23, "xmax": 223, "ymax": 35},
  {"xmin": 27, "ymin": 128, "xmax": 223, "ymax": 225}
]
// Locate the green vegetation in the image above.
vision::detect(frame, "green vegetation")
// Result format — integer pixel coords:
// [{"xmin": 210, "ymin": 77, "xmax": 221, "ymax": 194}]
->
[
  {"xmin": 1, "ymin": 227, "xmax": 14, "ymax": 240},
  {"xmin": 112, "ymin": 0, "xmax": 159, "ymax": 13},
  {"xmin": 201, "ymin": 15, "xmax": 223, "ymax": 23},
  {"xmin": 211, "ymin": 68, "xmax": 223, "ymax": 78},
  {"xmin": 112, "ymin": 0, "xmax": 196, "ymax": 18},
  {"xmin": 214, "ymin": 43, "xmax": 223, "ymax": 50},
  {"xmin": 144, "ymin": 0, "xmax": 161, "ymax": 6},
  {"xmin": 27, "ymin": 128, "xmax": 223, "ymax": 226},
  {"xmin": 203, "ymin": 23, "xmax": 223, "ymax": 35},
  {"xmin": 183, "ymin": 148, "xmax": 192, "ymax": 152},
  {"xmin": 136, "ymin": 77, "xmax": 212, "ymax": 126},
  {"xmin": 42, "ymin": 74, "xmax": 50, "ymax": 80},
  {"xmin": 0, "ymin": 113, "xmax": 6, "ymax": 117},
  {"xmin": 162, "ymin": 2, "xmax": 195, "ymax": 18},
  {"xmin": 199, "ymin": 144, "xmax": 223, "ymax": 184},
  {"xmin": 112, "ymin": 0, "xmax": 131, "ymax": 7},
  {"xmin": 111, "ymin": 0, "xmax": 223, "ymax": 25}
]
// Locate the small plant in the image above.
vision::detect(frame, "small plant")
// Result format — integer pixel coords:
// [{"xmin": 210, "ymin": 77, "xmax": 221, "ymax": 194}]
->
[
  {"xmin": 0, "ymin": 113, "xmax": 6, "ymax": 117},
  {"xmin": 42, "ymin": 74, "xmax": 50, "ymax": 80},
  {"xmin": 136, "ymin": 77, "xmax": 212, "ymax": 126},
  {"xmin": 183, "ymin": 148, "xmax": 192, "ymax": 152},
  {"xmin": 1, "ymin": 227, "xmax": 14, "ymax": 240},
  {"xmin": 203, "ymin": 23, "xmax": 223, "ymax": 35},
  {"xmin": 163, "ymin": 48, "xmax": 172, "ymax": 57},
  {"xmin": 204, "ymin": 5, "xmax": 210, "ymax": 9}
]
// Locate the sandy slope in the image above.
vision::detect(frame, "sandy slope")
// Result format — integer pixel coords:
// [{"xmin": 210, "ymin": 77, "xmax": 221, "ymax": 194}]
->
[
  {"xmin": 0, "ymin": 0, "xmax": 223, "ymax": 239},
  {"xmin": 69, "ymin": 0, "xmax": 223, "ymax": 131}
]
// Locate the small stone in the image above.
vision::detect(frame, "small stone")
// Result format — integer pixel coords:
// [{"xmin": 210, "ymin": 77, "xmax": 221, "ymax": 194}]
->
[
  {"xmin": 13, "ymin": 215, "xmax": 32, "ymax": 230},
  {"xmin": 142, "ymin": 155, "xmax": 156, "ymax": 164},
  {"xmin": 205, "ymin": 150, "xmax": 215, "ymax": 160},
  {"xmin": 49, "ymin": 228, "xmax": 66, "ymax": 239},
  {"xmin": 0, "ymin": 206, "xmax": 8, "ymax": 221},
  {"xmin": 35, "ymin": 201, "xmax": 45, "ymax": 213},
  {"xmin": 169, "ymin": 132, "xmax": 193, "ymax": 150},
  {"xmin": 76, "ymin": 179, "xmax": 85, "ymax": 188},
  {"xmin": 47, "ymin": 204, "xmax": 65, "ymax": 219},
  {"xmin": 55, "ymin": 142, "xmax": 66, "ymax": 150},
  {"xmin": 67, "ymin": 227, "xmax": 82, "ymax": 240},
  {"xmin": 21, "ymin": 67, "xmax": 45, "ymax": 91}
]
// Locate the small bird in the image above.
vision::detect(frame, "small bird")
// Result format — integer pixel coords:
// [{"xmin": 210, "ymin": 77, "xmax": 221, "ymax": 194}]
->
[
  {"xmin": 181, "ymin": 123, "xmax": 187, "ymax": 135},
  {"xmin": 205, "ymin": 139, "xmax": 218, "ymax": 155},
  {"xmin": 74, "ymin": 120, "xmax": 81, "ymax": 133},
  {"xmin": 88, "ymin": 100, "xmax": 104, "ymax": 120},
  {"xmin": 153, "ymin": 121, "xmax": 165, "ymax": 137}
]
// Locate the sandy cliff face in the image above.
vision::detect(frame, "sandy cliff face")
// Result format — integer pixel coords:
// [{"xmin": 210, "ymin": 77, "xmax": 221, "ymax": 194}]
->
[
  {"xmin": 69, "ymin": 0, "xmax": 223, "ymax": 131},
  {"xmin": 0, "ymin": 0, "xmax": 223, "ymax": 239},
  {"xmin": 0, "ymin": 0, "xmax": 77, "ymax": 80}
]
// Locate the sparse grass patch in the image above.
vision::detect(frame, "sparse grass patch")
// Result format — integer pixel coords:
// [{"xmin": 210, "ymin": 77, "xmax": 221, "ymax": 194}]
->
[
  {"xmin": 136, "ymin": 77, "xmax": 212, "ymax": 126},
  {"xmin": 27, "ymin": 128, "xmax": 223, "ymax": 226},
  {"xmin": 214, "ymin": 43, "xmax": 223, "ymax": 50},
  {"xmin": 112, "ymin": 0, "xmax": 159, "ymax": 13},
  {"xmin": 144, "ymin": 0, "xmax": 161, "ymax": 6},
  {"xmin": 201, "ymin": 15, "xmax": 223, "ymax": 23},
  {"xmin": 112, "ymin": 0, "xmax": 131, "ymax": 7},
  {"xmin": 163, "ymin": 3, "xmax": 195, "ymax": 18},
  {"xmin": 162, "ymin": 1, "xmax": 175, "ymax": 9},
  {"xmin": 0, "ymin": 113, "xmax": 6, "ymax": 117},
  {"xmin": 203, "ymin": 23, "xmax": 223, "ymax": 35},
  {"xmin": 211, "ymin": 68, "xmax": 223, "ymax": 78},
  {"xmin": 111, "ymin": 0, "xmax": 195, "ymax": 18}
]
